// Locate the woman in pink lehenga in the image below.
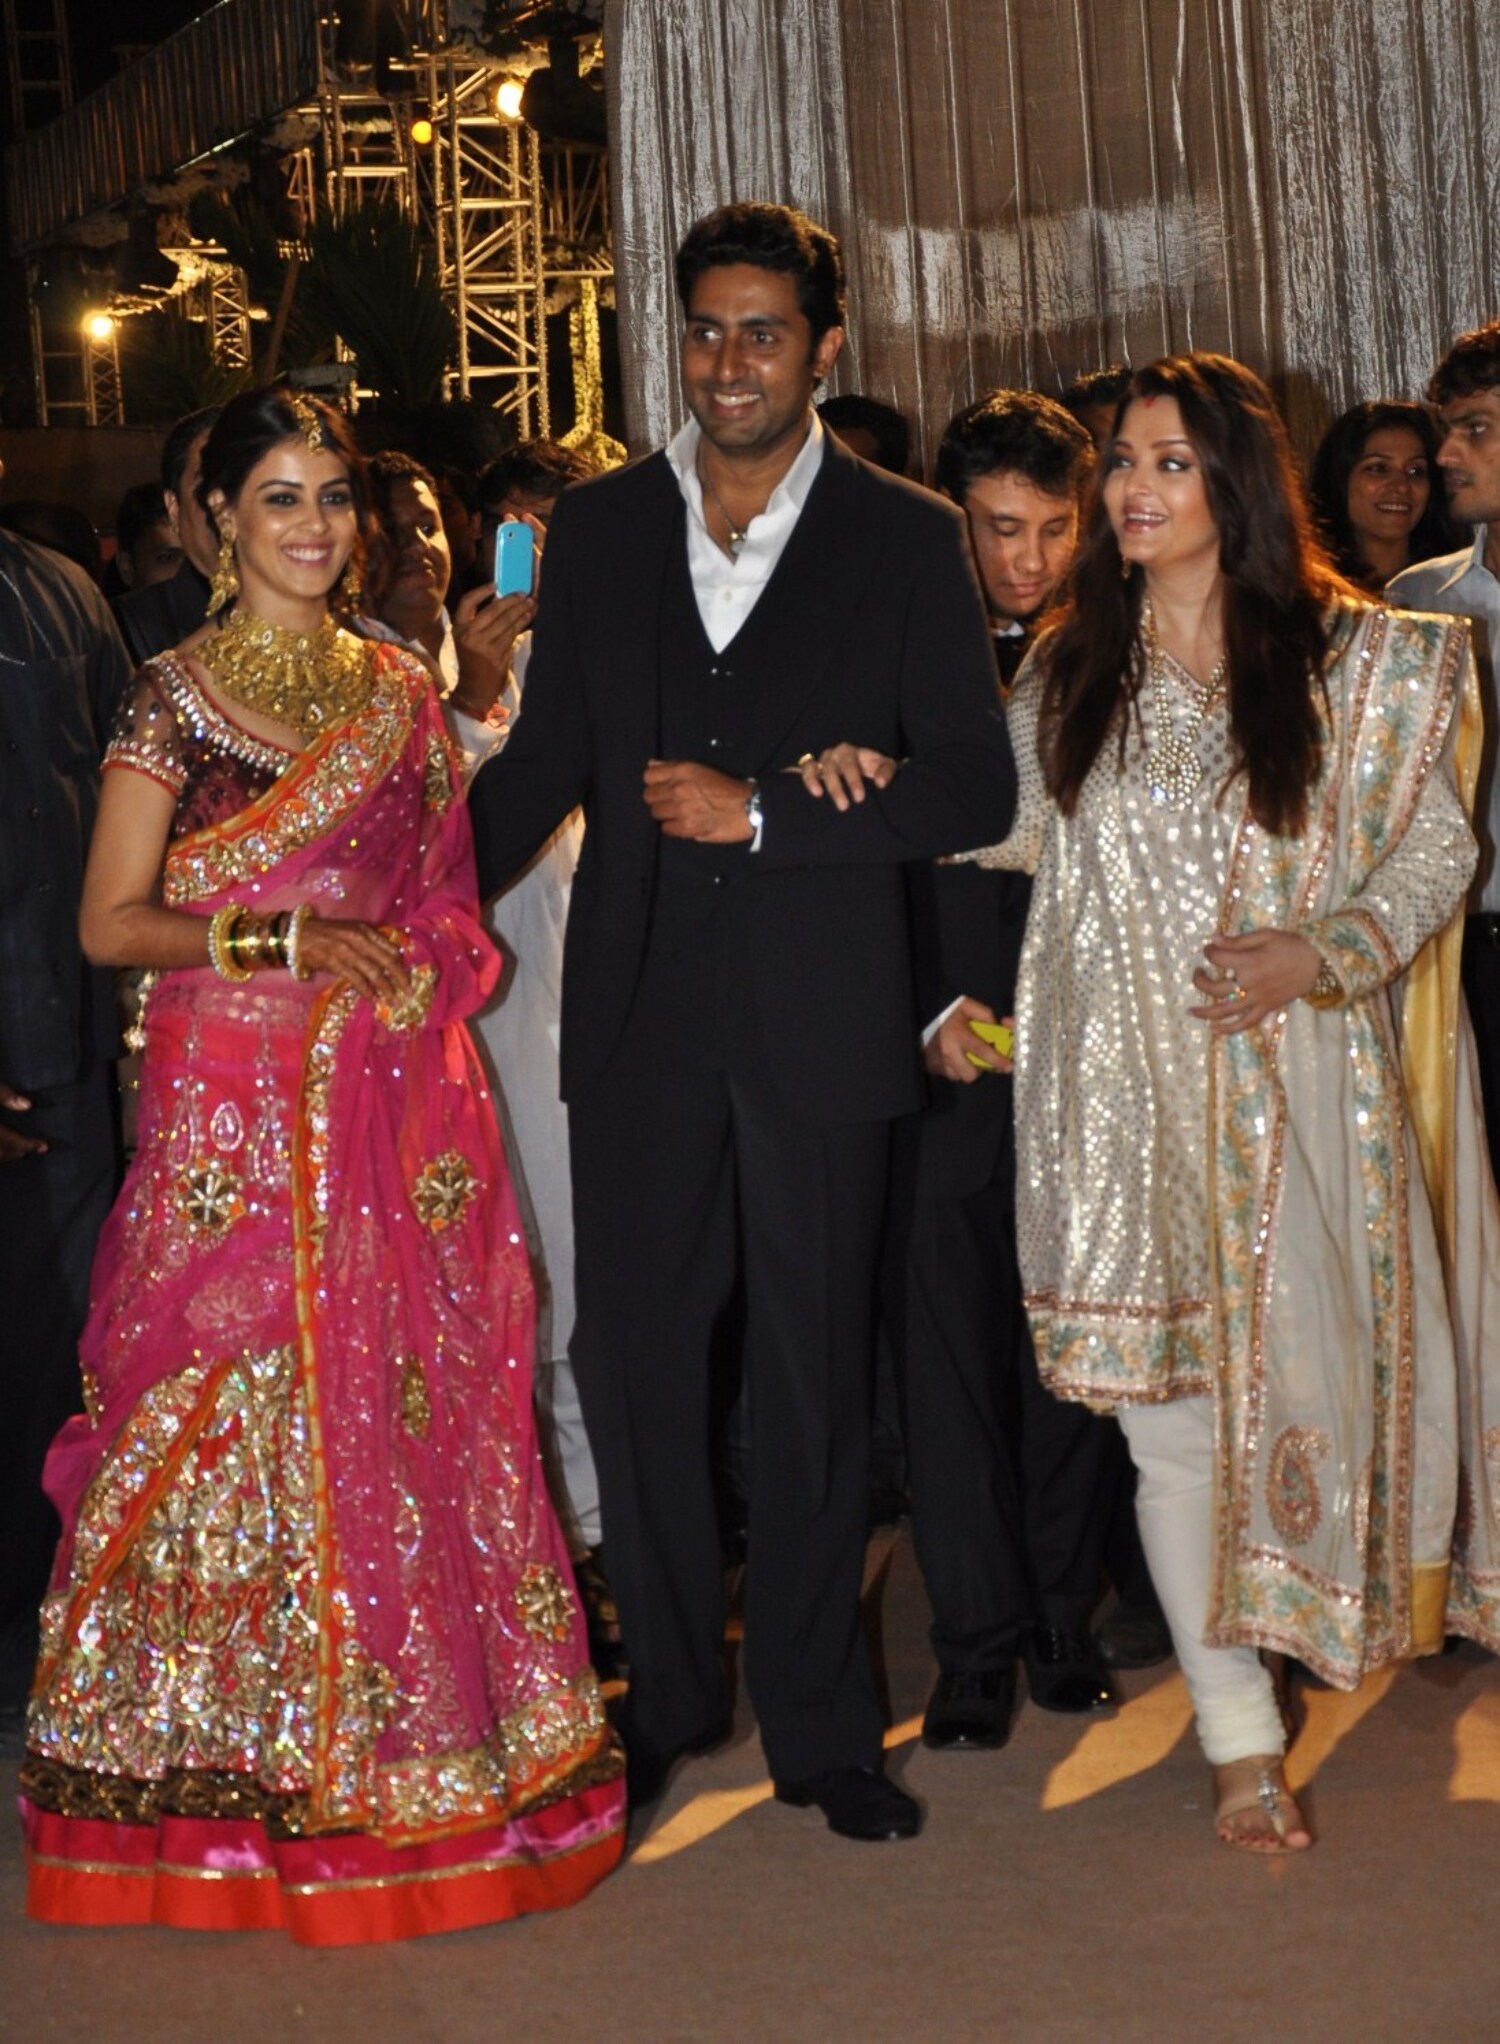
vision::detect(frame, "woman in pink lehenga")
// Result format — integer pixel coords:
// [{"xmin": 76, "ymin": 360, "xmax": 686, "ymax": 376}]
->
[{"xmin": 18, "ymin": 387, "xmax": 624, "ymax": 1946}]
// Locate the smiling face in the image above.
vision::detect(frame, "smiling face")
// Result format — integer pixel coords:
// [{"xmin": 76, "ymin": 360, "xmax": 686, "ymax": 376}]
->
[
  {"xmin": 377, "ymin": 476, "xmax": 451, "ymax": 641},
  {"xmin": 1103, "ymin": 395, "xmax": 1219, "ymax": 579},
  {"xmin": 1345, "ymin": 425, "xmax": 1430, "ymax": 557},
  {"xmin": 680, "ymin": 263, "xmax": 844, "ymax": 463},
  {"xmin": 960, "ymin": 470, "xmax": 1079, "ymax": 624},
  {"xmin": 1437, "ymin": 387, "xmax": 1500, "ymax": 528},
  {"xmin": 211, "ymin": 438, "xmax": 358, "ymax": 625}
]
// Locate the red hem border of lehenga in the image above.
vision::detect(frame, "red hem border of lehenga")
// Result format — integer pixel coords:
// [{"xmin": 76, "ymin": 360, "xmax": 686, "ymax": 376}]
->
[{"xmin": 21, "ymin": 1781, "xmax": 625, "ymax": 1946}]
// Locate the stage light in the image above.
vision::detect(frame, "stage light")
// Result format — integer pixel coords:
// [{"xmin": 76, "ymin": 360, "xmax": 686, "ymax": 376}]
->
[
  {"xmin": 410, "ymin": 116, "xmax": 434, "ymax": 146},
  {"xmin": 83, "ymin": 312, "xmax": 115, "ymax": 342},
  {"xmin": 494, "ymin": 77, "xmax": 525, "ymax": 121}
]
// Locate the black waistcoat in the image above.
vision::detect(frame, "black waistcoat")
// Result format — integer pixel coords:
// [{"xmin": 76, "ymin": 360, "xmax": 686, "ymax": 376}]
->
[{"xmin": 648, "ymin": 534, "xmax": 768, "ymax": 952}]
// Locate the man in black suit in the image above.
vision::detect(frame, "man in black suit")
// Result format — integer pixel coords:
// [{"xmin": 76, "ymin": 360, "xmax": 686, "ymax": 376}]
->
[
  {"xmin": 467, "ymin": 204, "xmax": 1013, "ymax": 1841},
  {"xmin": 0, "ymin": 505, "xmax": 130, "ymax": 1750},
  {"xmin": 895, "ymin": 391, "xmax": 1119, "ymax": 1750},
  {"xmin": 114, "ymin": 406, "xmax": 219, "ymax": 665}
]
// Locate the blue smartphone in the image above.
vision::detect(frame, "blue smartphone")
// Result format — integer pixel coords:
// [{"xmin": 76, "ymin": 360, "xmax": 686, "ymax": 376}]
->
[{"xmin": 494, "ymin": 519, "xmax": 535, "ymax": 597}]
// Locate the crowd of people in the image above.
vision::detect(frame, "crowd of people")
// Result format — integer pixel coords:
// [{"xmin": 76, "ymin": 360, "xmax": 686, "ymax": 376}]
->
[{"xmin": 3, "ymin": 199, "xmax": 1499, "ymax": 1948}]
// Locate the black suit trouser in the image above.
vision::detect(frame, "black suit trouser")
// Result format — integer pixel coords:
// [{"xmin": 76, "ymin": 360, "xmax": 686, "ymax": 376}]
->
[
  {"xmin": 566, "ymin": 944, "xmax": 887, "ymax": 1783},
  {"xmin": 892, "ymin": 1114, "xmax": 1116, "ymax": 1671},
  {"xmin": 0, "ymin": 1065, "xmax": 117, "ymax": 1705},
  {"xmin": 1463, "ymin": 916, "xmax": 1500, "ymax": 1195}
]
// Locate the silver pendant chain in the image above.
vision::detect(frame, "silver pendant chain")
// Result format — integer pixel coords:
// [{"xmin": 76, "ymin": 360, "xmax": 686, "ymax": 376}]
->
[{"xmin": 696, "ymin": 452, "xmax": 750, "ymax": 560}]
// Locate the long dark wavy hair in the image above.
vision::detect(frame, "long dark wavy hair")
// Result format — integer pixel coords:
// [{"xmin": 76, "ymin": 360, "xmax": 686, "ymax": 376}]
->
[
  {"xmin": 1307, "ymin": 399, "xmax": 1462, "ymax": 586},
  {"xmin": 1042, "ymin": 352, "xmax": 1352, "ymax": 840}
]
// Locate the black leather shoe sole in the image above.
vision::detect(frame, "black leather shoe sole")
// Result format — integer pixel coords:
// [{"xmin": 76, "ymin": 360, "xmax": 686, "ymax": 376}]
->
[
  {"xmin": 774, "ymin": 1768, "xmax": 922, "ymax": 1841},
  {"xmin": 922, "ymin": 1712, "xmax": 1012, "ymax": 1750},
  {"xmin": 1096, "ymin": 1615, "xmax": 1174, "ymax": 1669},
  {"xmin": 1025, "ymin": 1670, "xmax": 1116, "ymax": 1714}
]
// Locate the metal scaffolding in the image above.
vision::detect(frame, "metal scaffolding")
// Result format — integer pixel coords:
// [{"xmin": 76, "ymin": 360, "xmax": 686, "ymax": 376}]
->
[
  {"xmin": 28, "ymin": 300, "xmax": 123, "ymax": 424},
  {"xmin": 420, "ymin": 56, "xmax": 547, "ymax": 428},
  {"xmin": 1, "ymin": 0, "xmax": 71, "ymax": 136},
  {"xmin": 4, "ymin": 0, "xmax": 613, "ymax": 433}
]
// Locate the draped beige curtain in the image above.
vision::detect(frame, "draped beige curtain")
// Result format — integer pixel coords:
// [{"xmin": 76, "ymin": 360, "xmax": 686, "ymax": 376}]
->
[{"xmin": 605, "ymin": 0, "xmax": 1500, "ymax": 469}]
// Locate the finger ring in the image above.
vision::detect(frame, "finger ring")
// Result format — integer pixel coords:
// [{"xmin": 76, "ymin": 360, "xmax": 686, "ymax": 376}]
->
[
  {"xmin": 1233, "ymin": 985, "xmax": 1247, "ymax": 1001},
  {"xmin": 1224, "ymin": 964, "xmax": 1238, "ymax": 983},
  {"xmin": 797, "ymin": 753, "xmax": 815, "ymax": 769}
]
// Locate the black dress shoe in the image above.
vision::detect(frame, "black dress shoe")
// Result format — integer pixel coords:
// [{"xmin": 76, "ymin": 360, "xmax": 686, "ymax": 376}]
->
[
  {"xmin": 625, "ymin": 1715, "xmax": 732, "ymax": 1814},
  {"xmin": 1096, "ymin": 1602, "xmax": 1174, "ymax": 1670},
  {"xmin": 921, "ymin": 1667, "xmax": 1017, "ymax": 1750},
  {"xmin": 1023, "ymin": 1626, "xmax": 1116, "ymax": 1713},
  {"xmin": 774, "ymin": 1765, "xmax": 922, "ymax": 1841}
]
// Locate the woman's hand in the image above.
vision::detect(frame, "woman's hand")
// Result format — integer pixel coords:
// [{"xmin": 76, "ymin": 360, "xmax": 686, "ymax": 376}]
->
[
  {"xmin": 296, "ymin": 916, "xmax": 410, "ymax": 1004},
  {"xmin": 794, "ymin": 744, "xmax": 899, "ymax": 811},
  {"xmin": 1190, "ymin": 930, "xmax": 1323, "ymax": 1033},
  {"xmin": 450, "ymin": 586, "xmax": 535, "ymax": 720}
]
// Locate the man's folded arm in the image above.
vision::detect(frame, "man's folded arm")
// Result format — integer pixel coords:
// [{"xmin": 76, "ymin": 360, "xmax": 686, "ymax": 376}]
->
[{"xmin": 754, "ymin": 512, "xmax": 1015, "ymax": 868}]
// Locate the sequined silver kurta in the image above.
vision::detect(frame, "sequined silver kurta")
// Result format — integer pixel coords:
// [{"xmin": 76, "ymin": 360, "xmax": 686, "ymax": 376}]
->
[
  {"xmin": 960, "ymin": 603, "xmax": 1492, "ymax": 1684},
  {"xmin": 1010, "ymin": 647, "xmax": 1240, "ymax": 1404}
]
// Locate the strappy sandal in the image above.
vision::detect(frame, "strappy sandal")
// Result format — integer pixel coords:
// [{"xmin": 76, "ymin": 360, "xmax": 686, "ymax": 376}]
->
[{"xmin": 1212, "ymin": 1755, "xmax": 1313, "ymax": 1854}]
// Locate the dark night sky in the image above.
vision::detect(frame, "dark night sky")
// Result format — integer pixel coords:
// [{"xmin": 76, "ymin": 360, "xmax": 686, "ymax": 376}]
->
[{"xmin": 67, "ymin": 0, "xmax": 216, "ymax": 100}]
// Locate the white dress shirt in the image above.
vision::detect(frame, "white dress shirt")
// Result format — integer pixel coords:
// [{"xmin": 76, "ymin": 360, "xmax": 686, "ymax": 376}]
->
[
  {"xmin": 357, "ymin": 606, "xmax": 460, "ymax": 695},
  {"xmin": 664, "ymin": 411, "xmax": 826, "ymax": 652}
]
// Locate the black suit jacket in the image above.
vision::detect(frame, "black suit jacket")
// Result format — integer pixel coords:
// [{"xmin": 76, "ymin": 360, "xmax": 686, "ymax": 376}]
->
[
  {"xmin": 906, "ymin": 631, "xmax": 1033, "ymax": 1197},
  {"xmin": 468, "ymin": 429, "xmax": 1015, "ymax": 1124}
]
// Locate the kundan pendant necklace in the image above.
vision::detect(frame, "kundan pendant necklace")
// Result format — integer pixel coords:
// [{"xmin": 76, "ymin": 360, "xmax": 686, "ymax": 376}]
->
[
  {"xmin": 208, "ymin": 607, "xmax": 373, "ymax": 739},
  {"xmin": 1140, "ymin": 599, "xmax": 1228, "ymax": 808}
]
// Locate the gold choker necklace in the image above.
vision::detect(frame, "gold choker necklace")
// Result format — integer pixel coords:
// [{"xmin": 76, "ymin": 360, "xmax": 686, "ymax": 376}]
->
[{"xmin": 208, "ymin": 608, "xmax": 372, "ymax": 739}]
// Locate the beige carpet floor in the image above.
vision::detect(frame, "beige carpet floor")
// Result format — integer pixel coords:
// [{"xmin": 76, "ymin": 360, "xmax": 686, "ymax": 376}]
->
[{"xmin": 3, "ymin": 1530, "xmax": 1498, "ymax": 2044}]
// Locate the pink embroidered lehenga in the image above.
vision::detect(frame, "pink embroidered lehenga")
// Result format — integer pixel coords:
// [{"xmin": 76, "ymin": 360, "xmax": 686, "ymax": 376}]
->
[{"xmin": 19, "ymin": 642, "xmax": 624, "ymax": 1945}]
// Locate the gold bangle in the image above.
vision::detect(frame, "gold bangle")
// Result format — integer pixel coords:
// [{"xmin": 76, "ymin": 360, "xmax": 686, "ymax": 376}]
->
[
  {"xmin": 284, "ymin": 902, "xmax": 314, "ymax": 981},
  {"xmin": 225, "ymin": 912, "xmax": 267, "ymax": 971},
  {"xmin": 1305, "ymin": 957, "xmax": 1343, "ymax": 1009},
  {"xmin": 207, "ymin": 904, "xmax": 254, "ymax": 983}
]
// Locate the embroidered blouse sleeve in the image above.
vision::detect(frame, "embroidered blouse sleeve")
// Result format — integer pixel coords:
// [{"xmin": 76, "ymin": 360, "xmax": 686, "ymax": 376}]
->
[
  {"xmin": 102, "ymin": 665, "xmax": 190, "ymax": 796},
  {"xmin": 944, "ymin": 648, "xmax": 1050, "ymax": 876}
]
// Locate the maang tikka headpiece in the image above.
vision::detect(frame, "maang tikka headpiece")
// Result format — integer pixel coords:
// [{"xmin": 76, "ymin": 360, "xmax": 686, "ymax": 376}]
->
[{"xmin": 287, "ymin": 392, "xmax": 328, "ymax": 451}]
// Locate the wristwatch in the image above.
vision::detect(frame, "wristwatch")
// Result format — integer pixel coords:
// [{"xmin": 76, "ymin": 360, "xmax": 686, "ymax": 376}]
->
[{"xmin": 744, "ymin": 778, "xmax": 763, "ymax": 838}]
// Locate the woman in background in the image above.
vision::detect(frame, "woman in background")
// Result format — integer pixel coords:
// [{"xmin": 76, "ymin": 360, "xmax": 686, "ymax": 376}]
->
[{"xmin": 1308, "ymin": 398, "xmax": 1460, "ymax": 592}]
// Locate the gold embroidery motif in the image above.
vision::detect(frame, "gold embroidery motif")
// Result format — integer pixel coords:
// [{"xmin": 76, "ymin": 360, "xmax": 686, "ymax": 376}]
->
[
  {"xmin": 377, "ymin": 964, "xmax": 437, "ymax": 1035},
  {"xmin": 25, "ymin": 1679, "xmax": 619, "ymax": 1843},
  {"xmin": 409, "ymin": 1151, "xmax": 480, "ymax": 1232},
  {"xmin": 424, "ymin": 729, "xmax": 457, "ymax": 813},
  {"xmin": 176, "ymin": 1157, "xmax": 247, "ymax": 1238},
  {"xmin": 1351, "ymin": 1453, "xmax": 1373, "ymax": 1563},
  {"xmin": 516, "ymin": 1563, "xmax": 575, "ymax": 1645},
  {"xmin": 1267, "ymin": 1426, "xmax": 1333, "ymax": 1546},
  {"xmin": 400, "ymin": 1353, "xmax": 432, "ymax": 1437},
  {"xmin": 301, "ymin": 986, "xmax": 360, "ymax": 1257},
  {"xmin": 1482, "ymin": 1428, "xmax": 1500, "ymax": 1530},
  {"xmin": 162, "ymin": 652, "xmax": 426, "ymax": 908}
]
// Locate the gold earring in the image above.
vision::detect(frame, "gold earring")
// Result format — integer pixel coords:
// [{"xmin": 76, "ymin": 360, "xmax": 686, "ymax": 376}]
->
[
  {"xmin": 208, "ymin": 528, "xmax": 239, "ymax": 613},
  {"xmin": 335, "ymin": 554, "xmax": 363, "ymax": 612},
  {"xmin": 1119, "ymin": 554, "xmax": 1134, "ymax": 582}
]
